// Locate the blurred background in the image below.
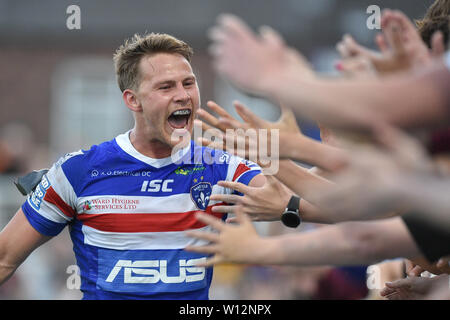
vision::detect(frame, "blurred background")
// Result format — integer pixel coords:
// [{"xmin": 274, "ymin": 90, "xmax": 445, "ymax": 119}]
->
[{"xmin": 0, "ymin": 0, "xmax": 434, "ymax": 299}]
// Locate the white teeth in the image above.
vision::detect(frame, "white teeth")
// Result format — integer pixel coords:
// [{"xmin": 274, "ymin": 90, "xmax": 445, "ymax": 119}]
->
[{"xmin": 172, "ymin": 110, "xmax": 191, "ymax": 116}]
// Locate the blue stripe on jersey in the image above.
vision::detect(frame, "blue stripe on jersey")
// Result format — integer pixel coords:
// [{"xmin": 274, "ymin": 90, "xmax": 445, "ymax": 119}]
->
[
  {"xmin": 97, "ymin": 248, "xmax": 209, "ymax": 294},
  {"xmin": 22, "ymin": 201, "xmax": 66, "ymax": 237},
  {"xmin": 82, "ymin": 285, "xmax": 210, "ymax": 300},
  {"xmin": 70, "ymin": 219, "xmax": 212, "ymax": 300},
  {"xmin": 232, "ymin": 169, "xmax": 261, "ymax": 197},
  {"xmin": 69, "ymin": 220, "xmax": 98, "ymax": 296}
]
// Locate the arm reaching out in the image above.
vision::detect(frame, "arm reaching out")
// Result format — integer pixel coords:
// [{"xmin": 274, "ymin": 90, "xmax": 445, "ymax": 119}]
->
[
  {"xmin": 210, "ymin": 172, "xmax": 345, "ymax": 224},
  {"xmin": 186, "ymin": 206, "xmax": 424, "ymax": 267},
  {"xmin": 198, "ymin": 100, "xmax": 348, "ymax": 172},
  {"xmin": 209, "ymin": 13, "xmax": 450, "ymax": 132},
  {"xmin": 0, "ymin": 209, "xmax": 52, "ymax": 285},
  {"xmin": 209, "ymin": 14, "xmax": 314, "ymax": 96},
  {"xmin": 304, "ymin": 126, "xmax": 447, "ymax": 223},
  {"xmin": 198, "ymin": 101, "xmax": 343, "ymax": 223},
  {"xmin": 336, "ymin": 10, "xmax": 445, "ymax": 77},
  {"xmin": 380, "ymin": 274, "xmax": 449, "ymax": 300},
  {"xmin": 210, "ymin": 175, "xmax": 292, "ymax": 222}
]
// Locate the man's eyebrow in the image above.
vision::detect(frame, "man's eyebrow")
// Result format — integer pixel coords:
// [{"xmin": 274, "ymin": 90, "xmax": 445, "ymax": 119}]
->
[
  {"xmin": 153, "ymin": 76, "xmax": 197, "ymax": 86},
  {"xmin": 182, "ymin": 75, "xmax": 197, "ymax": 82},
  {"xmin": 154, "ymin": 79, "xmax": 175, "ymax": 87}
]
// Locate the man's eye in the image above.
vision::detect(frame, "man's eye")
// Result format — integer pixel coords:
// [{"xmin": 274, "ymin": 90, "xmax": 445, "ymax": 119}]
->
[{"xmin": 159, "ymin": 86, "xmax": 170, "ymax": 90}]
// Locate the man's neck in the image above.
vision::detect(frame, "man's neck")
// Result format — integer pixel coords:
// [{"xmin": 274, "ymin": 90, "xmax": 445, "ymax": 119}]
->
[{"xmin": 129, "ymin": 128, "xmax": 173, "ymax": 159}]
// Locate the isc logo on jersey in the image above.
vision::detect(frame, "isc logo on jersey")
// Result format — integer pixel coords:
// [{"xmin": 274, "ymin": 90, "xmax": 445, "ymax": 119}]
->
[
  {"xmin": 105, "ymin": 258, "xmax": 206, "ymax": 284},
  {"xmin": 140, "ymin": 179, "xmax": 174, "ymax": 192}
]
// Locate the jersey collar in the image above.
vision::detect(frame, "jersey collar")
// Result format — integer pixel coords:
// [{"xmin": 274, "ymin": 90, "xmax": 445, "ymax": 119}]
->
[{"xmin": 115, "ymin": 130, "xmax": 191, "ymax": 168}]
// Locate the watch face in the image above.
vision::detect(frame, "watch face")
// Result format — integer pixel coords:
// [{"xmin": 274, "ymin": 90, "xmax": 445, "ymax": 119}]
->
[{"xmin": 282, "ymin": 211, "xmax": 301, "ymax": 228}]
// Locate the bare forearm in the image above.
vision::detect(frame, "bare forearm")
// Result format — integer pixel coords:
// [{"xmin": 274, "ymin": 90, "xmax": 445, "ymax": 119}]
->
[
  {"xmin": 266, "ymin": 61, "xmax": 450, "ymax": 132},
  {"xmin": 256, "ymin": 218, "xmax": 423, "ymax": 266},
  {"xmin": 0, "ymin": 209, "xmax": 51, "ymax": 287},
  {"xmin": 0, "ymin": 243, "xmax": 23, "ymax": 286},
  {"xmin": 398, "ymin": 174, "xmax": 450, "ymax": 228},
  {"xmin": 275, "ymin": 160, "xmax": 334, "ymax": 198},
  {"xmin": 299, "ymin": 199, "xmax": 336, "ymax": 224},
  {"xmin": 275, "ymin": 160, "xmax": 339, "ymax": 222},
  {"xmin": 282, "ymin": 132, "xmax": 347, "ymax": 171},
  {"xmin": 0, "ymin": 263, "xmax": 17, "ymax": 286},
  {"xmin": 258, "ymin": 224, "xmax": 367, "ymax": 266}
]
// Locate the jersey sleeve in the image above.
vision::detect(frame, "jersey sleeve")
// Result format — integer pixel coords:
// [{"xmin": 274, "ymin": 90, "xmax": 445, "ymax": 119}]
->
[
  {"xmin": 21, "ymin": 153, "xmax": 79, "ymax": 237},
  {"xmin": 223, "ymin": 153, "xmax": 262, "ymax": 190}
]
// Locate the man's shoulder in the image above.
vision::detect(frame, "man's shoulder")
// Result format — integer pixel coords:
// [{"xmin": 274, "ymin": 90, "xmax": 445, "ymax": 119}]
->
[
  {"xmin": 50, "ymin": 138, "xmax": 122, "ymax": 186},
  {"xmin": 191, "ymin": 143, "xmax": 237, "ymax": 166},
  {"xmin": 59, "ymin": 138, "xmax": 118, "ymax": 167},
  {"xmin": 189, "ymin": 143, "xmax": 261, "ymax": 183},
  {"xmin": 46, "ymin": 137, "xmax": 123, "ymax": 194},
  {"xmin": 195, "ymin": 144, "xmax": 259, "ymax": 170}
]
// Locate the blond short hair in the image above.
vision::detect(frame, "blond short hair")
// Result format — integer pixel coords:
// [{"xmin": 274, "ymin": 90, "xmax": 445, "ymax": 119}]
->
[{"xmin": 113, "ymin": 33, "xmax": 194, "ymax": 92}]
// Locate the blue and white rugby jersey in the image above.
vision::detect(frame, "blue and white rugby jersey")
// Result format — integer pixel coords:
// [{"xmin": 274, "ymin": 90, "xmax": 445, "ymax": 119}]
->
[{"xmin": 21, "ymin": 131, "xmax": 261, "ymax": 300}]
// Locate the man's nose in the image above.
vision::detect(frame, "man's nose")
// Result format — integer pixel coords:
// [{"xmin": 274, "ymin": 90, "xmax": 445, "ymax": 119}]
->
[{"xmin": 173, "ymin": 85, "xmax": 190, "ymax": 104}]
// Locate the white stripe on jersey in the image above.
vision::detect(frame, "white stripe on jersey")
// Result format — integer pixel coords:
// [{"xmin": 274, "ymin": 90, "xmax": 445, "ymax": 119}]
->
[
  {"xmin": 82, "ymin": 224, "xmax": 213, "ymax": 250},
  {"xmin": 76, "ymin": 185, "xmax": 226, "ymax": 215},
  {"xmin": 233, "ymin": 166, "xmax": 261, "ymax": 184},
  {"xmin": 225, "ymin": 157, "xmax": 259, "ymax": 187},
  {"xmin": 27, "ymin": 197, "xmax": 70, "ymax": 224}
]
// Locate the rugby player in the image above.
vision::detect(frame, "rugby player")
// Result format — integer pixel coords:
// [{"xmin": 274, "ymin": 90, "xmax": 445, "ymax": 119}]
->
[{"xmin": 0, "ymin": 33, "xmax": 264, "ymax": 299}]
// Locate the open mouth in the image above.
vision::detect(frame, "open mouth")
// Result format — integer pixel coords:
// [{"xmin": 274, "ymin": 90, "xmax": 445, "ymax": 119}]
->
[{"xmin": 168, "ymin": 109, "xmax": 192, "ymax": 129}]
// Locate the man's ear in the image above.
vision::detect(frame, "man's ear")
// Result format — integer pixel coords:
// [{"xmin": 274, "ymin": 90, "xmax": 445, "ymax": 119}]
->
[{"xmin": 123, "ymin": 89, "xmax": 142, "ymax": 112}]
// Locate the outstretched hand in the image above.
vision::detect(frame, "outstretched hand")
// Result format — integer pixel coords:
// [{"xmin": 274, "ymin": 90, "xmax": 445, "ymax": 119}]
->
[
  {"xmin": 209, "ymin": 175, "xmax": 292, "ymax": 222},
  {"xmin": 405, "ymin": 256, "xmax": 450, "ymax": 277},
  {"xmin": 305, "ymin": 126, "xmax": 434, "ymax": 221},
  {"xmin": 197, "ymin": 100, "xmax": 303, "ymax": 167},
  {"xmin": 380, "ymin": 274, "xmax": 449, "ymax": 300},
  {"xmin": 336, "ymin": 9, "xmax": 446, "ymax": 77},
  {"xmin": 185, "ymin": 205, "xmax": 264, "ymax": 267},
  {"xmin": 209, "ymin": 14, "xmax": 313, "ymax": 95}
]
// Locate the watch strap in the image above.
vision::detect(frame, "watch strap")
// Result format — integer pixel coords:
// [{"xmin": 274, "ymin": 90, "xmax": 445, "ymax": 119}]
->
[{"xmin": 286, "ymin": 195, "xmax": 300, "ymax": 212}]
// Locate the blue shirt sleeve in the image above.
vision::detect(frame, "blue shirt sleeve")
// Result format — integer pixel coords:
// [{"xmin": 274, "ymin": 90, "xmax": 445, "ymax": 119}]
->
[
  {"xmin": 22, "ymin": 201, "xmax": 66, "ymax": 237},
  {"xmin": 235, "ymin": 168, "xmax": 261, "ymax": 186}
]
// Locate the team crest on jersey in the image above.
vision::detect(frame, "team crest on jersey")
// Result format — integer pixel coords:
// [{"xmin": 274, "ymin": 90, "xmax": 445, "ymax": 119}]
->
[{"xmin": 190, "ymin": 182, "xmax": 212, "ymax": 210}]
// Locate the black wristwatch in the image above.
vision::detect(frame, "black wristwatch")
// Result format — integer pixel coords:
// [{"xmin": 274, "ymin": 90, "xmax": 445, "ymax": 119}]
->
[{"xmin": 281, "ymin": 195, "xmax": 301, "ymax": 228}]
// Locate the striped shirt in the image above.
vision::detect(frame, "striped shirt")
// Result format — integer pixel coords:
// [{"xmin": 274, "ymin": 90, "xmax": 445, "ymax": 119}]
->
[{"xmin": 22, "ymin": 131, "xmax": 261, "ymax": 299}]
